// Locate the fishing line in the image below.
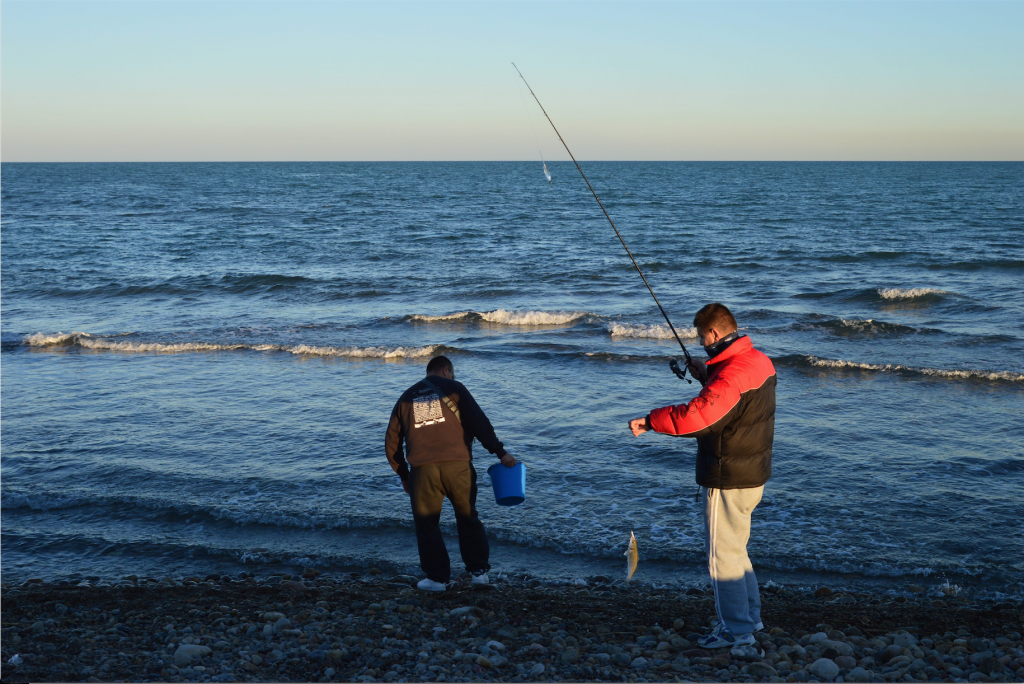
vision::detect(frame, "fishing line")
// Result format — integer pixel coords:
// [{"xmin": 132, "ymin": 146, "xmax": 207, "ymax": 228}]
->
[
  {"xmin": 512, "ymin": 63, "xmax": 693, "ymax": 380},
  {"xmin": 515, "ymin": 74, "xmax": 553, "ymax": 186}
]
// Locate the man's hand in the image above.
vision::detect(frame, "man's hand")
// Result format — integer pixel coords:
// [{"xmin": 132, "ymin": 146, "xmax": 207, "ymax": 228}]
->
[
  {"xmin": 687, "ymin": 359, "xmax": 709, "ymax": 385},
  {"xmin": 629, "ymin": 416, "xmax": 651, "ymax": 437},
  {"xmin": 500, "ymin": 452, "xmax": 517, "ymax": 468},
  {"xmin": 401, "ymin": 478, "xmax": 411, "ymax": 495}
]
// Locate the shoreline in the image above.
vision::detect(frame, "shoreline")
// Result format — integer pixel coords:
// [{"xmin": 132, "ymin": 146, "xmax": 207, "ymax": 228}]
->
[{"xmin": 2, "ymin": 571, "xmax": 1022, "ymax": 684}]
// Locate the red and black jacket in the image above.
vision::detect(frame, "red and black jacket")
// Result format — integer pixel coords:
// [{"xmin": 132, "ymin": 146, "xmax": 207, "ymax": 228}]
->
[{"xmin": 648, "ymin": 336, "xmax": 776, "ymax": 490}]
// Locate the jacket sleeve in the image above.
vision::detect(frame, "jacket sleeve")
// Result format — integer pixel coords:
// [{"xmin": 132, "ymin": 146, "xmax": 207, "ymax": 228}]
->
[
  {"xmin": 648, "ymin": 372, "xmax": 741, "ymax": 438},
  {"xmin": 384, "ymin": 399, "xmax": 410, "ymax": 481},
  {"xmin": 457, "ymin": 384, "xmax": 506, "ymax": 458}
]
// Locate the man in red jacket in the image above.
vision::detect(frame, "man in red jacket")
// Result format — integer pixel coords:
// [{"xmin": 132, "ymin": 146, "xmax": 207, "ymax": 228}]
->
[{"xmin": 630, "ymin": 303, "xmax": 776, "ymax": 649}]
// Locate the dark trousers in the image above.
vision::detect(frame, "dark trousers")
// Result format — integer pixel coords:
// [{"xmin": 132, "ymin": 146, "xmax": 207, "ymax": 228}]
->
[{"xmin": 409, "ymin": 460, "xmax": 490, "ymax": 583}]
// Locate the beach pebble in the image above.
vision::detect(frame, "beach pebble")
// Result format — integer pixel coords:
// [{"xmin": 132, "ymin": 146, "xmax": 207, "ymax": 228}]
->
[
  {"xmin": 809, "ymin": 632, "xmax": 829, "ymax": 645},
  {"xmin": 561, "ymin": 647, "xmax": 579, "ymax": 664},
  {"xmin": 530, "ymin": 662, "xmax": 545, "ymax": 676},
  {"xmin": 809, "ymin": 657, "xmax": 840, "ymax": 681},
  {"xmin": 631, "ymin": 656, "xmax": 648, "ymax": 669},
  {"xmin": 820, "ymin": 639, "xmax": 854, "ymax": 657},
  {"xmin": 892, "ymin": 633, "xmax": 918, "ymax": 649},
  {"xmin": 450, "ymin": 606, "xmax": 479, "ymax": 617},
  {"xmin": 747, "ymin": 662, "xmax": 778, "ymax": 679},
  {"xmin": 732, "ymin": 643, "xmax": 762, "ymax": 661},
  {"xmin": 262, "ymin": 611, "xmax": 285, "ymax": 621},
  {"xmin": 272, "ymin": 617, "xmax": 290, "ymax": 633},
  {"xmin": 173, "ymin": 644, "xmax": 212, "ymax": 666}
]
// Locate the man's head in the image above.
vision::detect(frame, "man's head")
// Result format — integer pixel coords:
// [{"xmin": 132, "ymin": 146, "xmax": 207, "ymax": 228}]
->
[
  {"xmin": 693, "ymin": 303, "xmax": 738, "ymax": 348},
  {"xmin": 426, "ymin": 355, "xmax": 454, "ymax": 379}
]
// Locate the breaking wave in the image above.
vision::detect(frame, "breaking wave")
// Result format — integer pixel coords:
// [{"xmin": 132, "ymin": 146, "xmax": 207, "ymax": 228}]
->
[
  {"xmin": 796, "ymin": 317, "xmax": 937, "ymax": 336},
  {"xmin": 780, "ymin": 354, "xmax": 1024, "ymax": 383},
  {"xmin": 794, "ymin": 287, "xmax": 959, "ymax": 304},
  {"xmin": 409, "ymin": 309, "xmax": 592, "ymax": 326},
  {"xmin": 606, "ymin": 323, "xmax": 698, "ymax": 339},
  {"xmin": 17, "ymin": 332, "xmax": 442, "ymax": 359},
  {"xmin": 877, "ymin": 287, "xmax": 951, "ymax": 300}
]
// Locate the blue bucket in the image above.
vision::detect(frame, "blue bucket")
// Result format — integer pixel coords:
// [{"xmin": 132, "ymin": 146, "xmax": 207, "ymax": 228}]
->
[{"xmin": 487, "ymin": 462, "xmax": 526, "ymax": 506}]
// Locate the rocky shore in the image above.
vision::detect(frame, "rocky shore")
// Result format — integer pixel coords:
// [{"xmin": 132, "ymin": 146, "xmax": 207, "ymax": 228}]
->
[{"xmin": 2, "ymin": 571, "xmax": 1022, "ymax": 683}]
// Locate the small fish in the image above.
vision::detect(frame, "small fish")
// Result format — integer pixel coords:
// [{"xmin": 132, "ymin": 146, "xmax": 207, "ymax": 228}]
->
[
  {"xmin": 624, "ymin": 531, "xmax": 638, "ymax": 582},
  {"xmin": 542, "ymin": 162, "xmax": 552, "ymax": 186}
]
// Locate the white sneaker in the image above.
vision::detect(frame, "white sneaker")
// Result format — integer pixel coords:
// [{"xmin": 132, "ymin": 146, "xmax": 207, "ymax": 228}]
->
[
  {"xmin": 710, "ymin": 617, "xmax": 763, "ymax": 632},
  {"xmin": 470, "ymin": 570, "xmax": 489, "ymax": 585},
  {"xmin": 417, "ymin": 578, "xmax": 446, "ymax": 592},
  {"xmin": 697, "ymin": 624, "xmax": 755, "ymax": 649}
]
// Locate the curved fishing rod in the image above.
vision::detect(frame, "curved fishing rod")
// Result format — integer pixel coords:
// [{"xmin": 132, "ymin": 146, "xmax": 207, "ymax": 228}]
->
[{"xmin": 512, "ymin": 63, "xmax": 693, "ymax": 382}]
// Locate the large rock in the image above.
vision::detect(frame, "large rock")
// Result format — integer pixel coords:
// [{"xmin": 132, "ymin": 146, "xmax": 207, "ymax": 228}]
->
[
  {"xmin": 819, "ymin": 639, "xmax": 854, "ymax": 657},
  {"xmin": 893, "ymin": 633, "xmax": 918, "ymax": 649},
  {"xmin": 846, "ymin": 667, "xmax": 872, "ymax": 683},
  {"xmin": 174, "ymin": 644, "xmax": 212, "ymax": 666},
  {"xmin": 808, "ymin": 657, "xmax": 840, "ymax": 681}
]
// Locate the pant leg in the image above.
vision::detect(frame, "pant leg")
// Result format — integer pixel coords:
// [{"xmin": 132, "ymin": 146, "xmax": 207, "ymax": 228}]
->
[
  {"xmin": 703, "ymin": 485, "xmax": 764, "ymax": 634},
  {"xmin": 409, "ymin": 464, "xmax": 452, "ymax": 583},
  {"xmin": 440, "ymin": 460, "xmax": 490, "ymax": 574}
]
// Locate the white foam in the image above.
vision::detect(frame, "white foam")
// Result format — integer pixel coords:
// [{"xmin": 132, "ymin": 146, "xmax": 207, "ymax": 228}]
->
[
  {"xmin": 22, "ymin": 331, "xmax": 82, "ymax": 346},
  {"xmin": 806, "ymin": 356, "xmax": 1024, "ymax": 382},
  {"xmin": 411, "ymin": 309, "xmax": 590, "ymax": 326},
  {"xmin": 286, "ymin": 344, "xmax": 439, "ymax": 359},
  {"xmin": 877, "ymin": 287, "xmax": 950, "ymax": 300},
  {"xmin": 479, "ymin": 309, "xmax": 588, "ymax": 326},
  {"xmin": 409, "ymin": 311, "xmax": 474, "ymax": 322},
  {"xmin": 18, "ymin": 332, "xmax": 440, "ymax": 359},
  {"xmin": 607, "ymin": 323, "xmax": 698, "ymax": 339}
]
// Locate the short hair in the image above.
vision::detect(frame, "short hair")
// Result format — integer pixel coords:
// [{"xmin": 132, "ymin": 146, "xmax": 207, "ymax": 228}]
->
[
  {"xmin": 426, "ymin": 355, "xmax": 454, "ymax": 375},
  {"xmin": 693, "ymin": 303, "xmax": 737, "ymax": 333}
]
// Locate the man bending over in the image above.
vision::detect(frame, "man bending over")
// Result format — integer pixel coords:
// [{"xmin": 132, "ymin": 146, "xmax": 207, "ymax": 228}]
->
[{"xmin": 385, "ymin": 356, "xmax": 515, "ymax": 591}]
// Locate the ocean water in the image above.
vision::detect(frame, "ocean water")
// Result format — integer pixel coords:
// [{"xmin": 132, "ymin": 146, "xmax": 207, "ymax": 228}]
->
[{"xmin": 2, "ymin": 162, "xmax": 1022, "ymax": 595}]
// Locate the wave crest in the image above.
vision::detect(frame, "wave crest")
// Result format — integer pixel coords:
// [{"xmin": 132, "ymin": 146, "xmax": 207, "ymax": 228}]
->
[
  {"xmin": 18, "ymin": 332, "xmax": 441, "ymax": 359},
  {"xmin": 606, "ymin": 323, "xmax": 698, "ymax": 339},
  {"xmin": 410, "ymin": 309, "xmax": 591, "ymax": 326},
  {"xmin": 878, "ymin": 287, "xmax": 951, "ymax": 300},
  {"xmin": 792, "ymin": 355, "xmax": 1024, "ymax": 383}
]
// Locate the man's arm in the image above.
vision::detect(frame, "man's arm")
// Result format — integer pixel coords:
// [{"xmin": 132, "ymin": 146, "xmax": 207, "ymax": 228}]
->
[
  {"xmin": 456, "ymin": 384, "xmax": 515, "ymax": 466},
  {"xmin": 384, "ymin": 401, "xmax": 410, "ymax": 488},
  {"xmin": 631, "ymin": 374, "xmax": 741, "ymax": 438}
]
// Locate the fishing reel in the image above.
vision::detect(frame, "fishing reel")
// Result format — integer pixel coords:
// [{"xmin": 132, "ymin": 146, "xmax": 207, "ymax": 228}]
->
[{"xmin": 668, "ymin": 358, "xmax": 692, "ymax": 384}]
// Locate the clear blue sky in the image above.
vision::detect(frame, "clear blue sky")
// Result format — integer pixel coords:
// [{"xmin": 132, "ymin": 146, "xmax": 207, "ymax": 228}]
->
[{"xmin": 3, "ymin": 1, "xmax": 1022, "ymax": 161}]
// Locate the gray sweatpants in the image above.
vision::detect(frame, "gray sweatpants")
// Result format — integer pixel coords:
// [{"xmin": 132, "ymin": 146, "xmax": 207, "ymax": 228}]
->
[{"xmin": 702, "ymin": 485, "xmax": 764, "ymax": 635}]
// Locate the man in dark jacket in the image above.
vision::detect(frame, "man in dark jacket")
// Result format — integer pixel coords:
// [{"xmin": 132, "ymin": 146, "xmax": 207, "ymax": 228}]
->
[
  {"xmin": 385, "ymin": 355, "xmax": 515, "ymax": 592},
  {"xmin": 630, "ymin": 303, "xmax": 776, "ymax": 649}
]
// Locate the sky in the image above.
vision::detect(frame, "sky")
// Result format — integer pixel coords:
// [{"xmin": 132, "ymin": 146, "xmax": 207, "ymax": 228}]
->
[{"xmin": 2, "ymin": 1, "xmax": 1022, "ymax": 162}]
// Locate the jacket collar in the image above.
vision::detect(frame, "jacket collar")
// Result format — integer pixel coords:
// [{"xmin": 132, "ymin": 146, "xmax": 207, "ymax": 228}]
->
[{"xmin": 706, "ymin": 334, "xmax": 751, "ymax": 366}]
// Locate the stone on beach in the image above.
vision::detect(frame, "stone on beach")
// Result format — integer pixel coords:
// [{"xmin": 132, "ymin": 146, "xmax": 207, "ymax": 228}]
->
[
  {"xmin": 809, "ymin": 656, "xmax": 841, "ymax": 681},
  {"xmin": 4, "ymin": 573, "xmax": 1024, "ymax": 684},
  {"xmin": 173, "ymin": 643, "xmax": 212, "ymax": 666}
]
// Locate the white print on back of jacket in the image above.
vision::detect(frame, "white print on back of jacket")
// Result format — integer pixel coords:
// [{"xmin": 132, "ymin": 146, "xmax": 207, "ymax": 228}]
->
[{"xmin": 413, "ymin": 388, "xmax": 445, "ymax": 428}]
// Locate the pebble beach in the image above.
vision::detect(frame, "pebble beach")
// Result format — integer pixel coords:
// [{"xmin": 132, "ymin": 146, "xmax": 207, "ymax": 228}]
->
[{"xmin": 2, "ymin": 571, "xmax": 1022, "ymax": 684}]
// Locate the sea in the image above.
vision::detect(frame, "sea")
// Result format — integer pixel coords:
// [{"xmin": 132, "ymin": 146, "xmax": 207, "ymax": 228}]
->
[{"xmin": 2, "ymin": 161, "xmax": 1022, "ymax": 598}]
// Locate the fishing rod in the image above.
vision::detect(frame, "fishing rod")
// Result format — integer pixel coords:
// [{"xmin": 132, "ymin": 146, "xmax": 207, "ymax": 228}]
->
[{"xmin": 512, "ymin": 63, "xmax": 693, "ymax": 383}]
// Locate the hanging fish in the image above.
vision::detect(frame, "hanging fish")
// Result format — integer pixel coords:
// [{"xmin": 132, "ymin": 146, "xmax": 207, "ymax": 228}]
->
[
  {"xmin": 625, "ymin": 531, "xmax": 638, "ymax": 582},
  {"xmin": 542, "ymin": 161, "xmax": 552, "ymax": 186}
]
